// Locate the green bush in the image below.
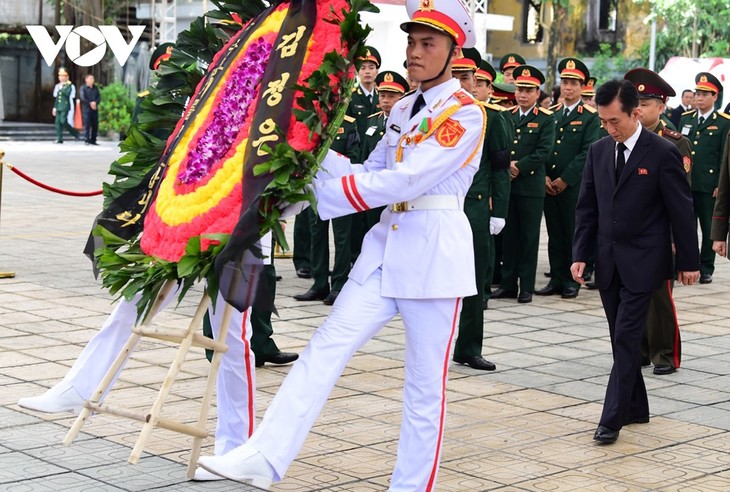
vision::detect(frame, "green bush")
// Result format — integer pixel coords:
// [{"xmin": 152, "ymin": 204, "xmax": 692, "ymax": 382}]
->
[{"xmin": 98, "ymin": 82, "xmax": 134, "ymax": 135}]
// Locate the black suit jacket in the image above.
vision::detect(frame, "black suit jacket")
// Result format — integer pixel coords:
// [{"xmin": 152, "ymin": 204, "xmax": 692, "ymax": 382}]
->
[{"xmin": 573, "ymin": 127, "xmax": 700, "ymax": 293}]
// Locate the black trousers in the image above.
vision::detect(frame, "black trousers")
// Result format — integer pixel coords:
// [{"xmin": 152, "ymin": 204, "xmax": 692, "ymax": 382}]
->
[
  {"xmin": 82, "ymin": 109, "xmax": 98, "ymax": 143},
  {"xmin": 598, "ymin": 267, "xmax": 653, "ymax": 430}
]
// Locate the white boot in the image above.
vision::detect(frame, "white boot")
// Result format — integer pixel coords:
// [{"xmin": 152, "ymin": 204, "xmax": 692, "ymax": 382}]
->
[
  {"xmin": 18, "ymin": 381, "xmax": 85, "ymax": 414},
  {"xmin": 198, "ymin": 444, "xmax": 275, "ymax": 489},
  {"xmin": 192, "ymin": 467, "xmax": 225, "ymax": 481}
]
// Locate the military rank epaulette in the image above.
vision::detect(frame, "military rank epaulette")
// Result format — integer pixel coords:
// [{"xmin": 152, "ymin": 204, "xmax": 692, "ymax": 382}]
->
[
  {"xmin": 548, "ymin": 103, "xmax": 563, "ymax": 112},
  {"xmin": 719, "ymin": 112, "xmax": 730, "ymax": 120},
  {"xmin": 581, "ymin": 104, "xmax": 597, "ymax": 113},
  {"xmin": 343, "ymin": 115, "xmax": 356, "ymax": 123},
  {"xmin": 539, "ymin": 107, "xmax": 553, "ymax": 115},
  {"xmin": 137, "ymin": 90, "xmax": 150, "ymax": 98},
  {"xmin": 481, "ymin": 102, "xmax": 505, "ymax": 112},
  {"xmin": 662, "ymin": 128, "xmax": 682, "ymax": 140},
  {"xmin": 453, "ymin": 90, "xmax": 474, "ymax": 105},
  {"xmin": 511, "ymin": 106, "xmax": 520, "ymax": 114},
  {"xmin": 682, "ymin": 109, "xmax": 696, "ymax": 116},
  {"xmin": 367, "ymin": 110, "xmax": 384, "ymax": 118},
  {"xmin": 351, "ymin": 86, "xmax": 359, "ymax": 93}
]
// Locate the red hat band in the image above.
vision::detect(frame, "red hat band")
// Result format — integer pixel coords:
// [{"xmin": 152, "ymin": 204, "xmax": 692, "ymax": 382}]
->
[{"xmin": 412, "ymin": 10, "xmax": 466, "ymax": 47}]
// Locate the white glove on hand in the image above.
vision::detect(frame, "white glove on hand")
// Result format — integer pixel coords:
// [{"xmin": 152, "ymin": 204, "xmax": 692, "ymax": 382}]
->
[
  {"xmin": 490, "ymin": 217, "xmax": 506, "ymax": 235},
  {"xmin": 277, "ymin": 185, "xmax": 313, "ymax": 219}
]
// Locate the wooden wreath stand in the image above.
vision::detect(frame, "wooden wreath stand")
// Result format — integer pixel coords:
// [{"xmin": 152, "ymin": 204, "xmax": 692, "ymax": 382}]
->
[{"xmin": 63, "ymin": 280, "xmax": 232, "ymax": 479}]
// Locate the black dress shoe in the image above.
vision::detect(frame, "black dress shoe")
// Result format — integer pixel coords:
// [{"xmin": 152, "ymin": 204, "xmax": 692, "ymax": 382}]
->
[
  {"xmin": 561, "ymin": 287, "xmax": 579, "ymax": 299},
  {"xmin": 700, "ymin": 273, "xmax": 712, "ymax": 284},
  {"xmin": 517, "ymin": 291, "xmax": 533, "ymax": 303},
  {"xmin": 585, "ymin": 281, "xmax": 598, "ymax": 290},
  {"xmin": 255, "ymin": 351, "xmax": 299, "ymax": 367},
  {"xmin": 593, "ymin": 425, "xmax": 619, "ymax": 444},
  {"xmin": 322, "ymin": 290, "xmax": 339, "ymax": 306},
  {"xmin": 535, "ymin": 285, "xmax": 561, "ymax": 296},
  {"xmin": 453, "ymin": 354, "xmax": 496, "ymax": 371},
  {"xmin": 491, "ymin": 288, "xmax": 517, "ymax": 299},
  {"xmin": 653, "ymin": 365, "xmax": 676, "ymax": 375},
  {"xmin": 582, "ymin": 273, "xmax": 593, "ymax": 282},
  {"xmin": 296, "ymin": 267, "xmax": 312, "ymax": 279},
  {"xmin": 543, "ymin": 271, "xmax": 552, "ymax": 278},
  {"xmin": 293, "ymin": 287, "xmax": 329, "ymax": 301}
]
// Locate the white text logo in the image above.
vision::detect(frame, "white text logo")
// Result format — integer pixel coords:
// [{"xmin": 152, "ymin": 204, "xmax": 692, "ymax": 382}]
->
[{"xmin": 27, "ymin": 25, "xmax": 145, "ymax": 67}]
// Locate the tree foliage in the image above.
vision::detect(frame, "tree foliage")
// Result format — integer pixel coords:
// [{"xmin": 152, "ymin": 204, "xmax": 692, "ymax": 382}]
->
[{"xmin": 636, "ymin": 0, "xmax": 730, "ymax": 68}]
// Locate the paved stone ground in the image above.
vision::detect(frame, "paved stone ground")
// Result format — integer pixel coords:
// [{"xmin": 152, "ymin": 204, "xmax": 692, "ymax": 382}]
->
[{"xmin": 1, "ymin": 140, "xmax": 730, "ymax": 491}]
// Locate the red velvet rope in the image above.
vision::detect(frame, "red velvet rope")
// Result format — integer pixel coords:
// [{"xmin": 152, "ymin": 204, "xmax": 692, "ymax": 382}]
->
[{"xmin": 5, "ymin": 164, "xmax": 103, "ymax": 197}]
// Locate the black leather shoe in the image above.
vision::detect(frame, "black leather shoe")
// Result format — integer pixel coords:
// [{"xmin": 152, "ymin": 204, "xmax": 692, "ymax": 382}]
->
[
  {"xmin": 293, "ymin": 287, "xmax": 329, "ymax": 301},
  {"xmin": 653, "ymin": 365, "xmax": 676, "ymax": 375},
  {"xmin": 543, "ymin": 271, "xmax": 552, "ymax": 278},
  {"xmin": 582, "ymin": 272, "xmax": 593, "ymax": 282},
  {"xmin": 255, "ymin": 351, "xmax": 299, "ymax": 367},
  {"xmin": 322, "ymin": 290, "xmax": 339, "ymax": 306},
  {"xmin": 491, "ymin": 288, "xmax": 517, "ymax": 299},
  {"xmin": 518, "ymin": 291, "xmax": 533, "ymax": 303},
  {"xmin": 593, "ymin": 425, "xmax": 619, "ymax": 444},
  {"xmin": 296, "ymin": 267, "xmax": 312, "ymax": 279},
  {"xmin": 585, "ymin": 281, "xmax": 598, "ymax": 290},
  {"xmin": 700, "ymin": 273, "xmax": 712, "ymax": 284},
  {"xmin": 535, "ymin": 285, "xmax": 561, "ymax": 296},
  {"xmin": 453, "ymin": 355, "xmax": 496, "ymax": 371},
  {"xmin": 561, "ymin": 287, "xmax": 579, "ymax": 299}
]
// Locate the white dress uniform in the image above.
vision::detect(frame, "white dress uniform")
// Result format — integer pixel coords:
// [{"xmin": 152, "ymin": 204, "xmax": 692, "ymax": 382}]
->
[
  {"xmin": 246, "ymin": 77, "xmax": 486, "ymax": 490},
  {"xmin": 19, "ymin": 235, "xmax": 277, "ymax": 455}
]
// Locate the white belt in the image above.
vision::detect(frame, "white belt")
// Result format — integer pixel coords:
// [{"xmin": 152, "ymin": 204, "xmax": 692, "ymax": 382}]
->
[{"xmin": 390, "ymin": 195, "xmax": 464, "ymax": 213}]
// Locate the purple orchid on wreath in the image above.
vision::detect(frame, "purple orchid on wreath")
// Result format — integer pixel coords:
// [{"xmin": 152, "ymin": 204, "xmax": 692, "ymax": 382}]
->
[{"xmin": 178, "ymin": 38, "xmax": 273, "ymax": 185}]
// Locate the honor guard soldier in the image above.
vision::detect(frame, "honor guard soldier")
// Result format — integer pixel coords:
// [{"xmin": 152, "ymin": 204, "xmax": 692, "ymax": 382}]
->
[
  {"xmin": 293, "ymin": 115, "xmax": 361, "ymax": 305},
  {"xmin": 199, "ymin": 0, "xmax": 487, "ymax": 488},
  {"xmin": 623, "ymin": 67, "xmax": 693, "ymax": 376},
  {"xmin": 582, "ymin": 76, "xmax": 597, "ymax": 108},
  {"xmin": 499, "ymin": 53, "xmax": 525, "ymax": 84},
  {"xmin": 679, "ymin": 72, "xmax": 730, "ymax": 284},
  {"xmin": 451, "ymin": 48, "xmax": 510, "ymax": 370},
  {"xmin": 536, "ymin": 58, "xmax": 600, "ymax": 299},
  {"xmin": 492, "ymin": 65, "xmax": 555, "ymax": 304},
  {"xmin": 474, "ymin": 59, "xmax": 497, "ymax": 102},
  {"xmin": 52, "ymin": 67, "xmax": 80, "ymax": 143},
  {"xmin": 348, "ymin": 46, "xmax": 382, "ymax": 261},
  {"xmin": 359, "ymin": 70, "xmax": 409, "ymax": 229}
]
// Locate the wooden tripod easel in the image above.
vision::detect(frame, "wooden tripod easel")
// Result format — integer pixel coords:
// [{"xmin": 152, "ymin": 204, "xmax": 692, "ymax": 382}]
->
[{"xmin": 63, "ymin": 280, "xmax": 232, "ymax": 479}]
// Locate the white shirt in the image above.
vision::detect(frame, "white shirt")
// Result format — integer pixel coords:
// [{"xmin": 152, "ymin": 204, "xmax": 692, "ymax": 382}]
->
[
  {"xmin": 519, "ymin": 105, "xmax": 536, "ymax": 118},
  {"xmin": 361, "ymin": 85, "xmax": 374, "ymax": 99},
  {"xmin": 616, "ymin": 121, "xmax": 642, "ymax": 164},
  {"xmin": 563, "ymin": 100, "xmax": 580, "ymax": 115},
  {"xmin": 698, "ymin": 108, "xmax": 714, "ymax": 124}
]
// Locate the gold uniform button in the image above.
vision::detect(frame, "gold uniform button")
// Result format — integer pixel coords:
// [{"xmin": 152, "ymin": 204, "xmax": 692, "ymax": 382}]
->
[
  {"xmin": 530, "ymin": 171, "xmax": 535, "ymax": 175},
  {"xmin": 513, "ymin": 140, "xmax": 518, "ymax": 144},
  {"xmin": 552, "ymin": 164, "xmax": 556, "ymax": 169},
  {"xmin": 556, "ymin": 140, "xmax": 562, "ymax": 144},
  {"xmin": 554, "ymin": 152, "xmax": 558, "ymax": 156},
  {"xmin": 559, "ymin": 128, "xmax": 564, "ymax": 132},
  {"xmin": 694, "ymin": 141, "xmax": 698, "ymax": 145},
  {"xmin": 477, "ymin": 194, "xmax": 483, "ymax": 200},
  {"xmin": 391, "ymin": 224, "xmax": 399, "ymax": 231},
  {"xmin": 516, "ymin": 129, "xmax": 521, "ymax": 133},
  {"xmin": 710, "ymin": 169, "xmax": 714, "ymax": 174},
  {"xmin": 511, "ymin": 150, "xmax": 516, "ymax": 155},
  {"xmin": 691, "ymin": 151, "xmax": 696, "ymax": 155}
]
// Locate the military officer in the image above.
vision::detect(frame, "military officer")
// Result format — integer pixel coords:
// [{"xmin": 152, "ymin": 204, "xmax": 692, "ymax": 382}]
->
[
  {"xmin": 624, "ymin": 68, "xmax": 693, "ymax": 376},
  {"xmin": 293, "ymin": 115, "xmax": 360, "ymax": 305},
  {"xmin": 492, "ymin": 65, "xmax": 555, "ymax": 304},
  {"xmin": 582, "ymin": 76, "xmax": 597, "ymax": 108},
  {"xmin": 451, "ymin": 48, "xmax": 510, "ymax": 370},
  {"xmin": 359, "ymin": 70, "xmax": 409, "ymax": 230},
  {"xmin": 199, "ymin": 0, "xmax": 486, "ymax": 488},
  {"xmin": 679, "ymin": 72, "xmax": 730, "ymax": 284},
  {"xmin": 499, "ymin": 53, "xmax": 526, "ymax": 84},
  {"xmin": 348, "ymin": 46, "xmax": 382, "ymax": 261},
  {"xmin": 474, "ymin": 59, "xmax": 496, "ymax": 102},
  {"xmin": 536, "ymin": 58, "xmax": 600, "ymax": 299},
  {"xmin": 52, "ymin": 67, "xmax": 80, "ymax": 143}
]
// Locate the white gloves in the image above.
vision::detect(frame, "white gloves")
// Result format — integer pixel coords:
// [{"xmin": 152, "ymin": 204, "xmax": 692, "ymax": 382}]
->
[{"xmin": 490, "ymin": 217, "xmax": 506, "ymax": 235}]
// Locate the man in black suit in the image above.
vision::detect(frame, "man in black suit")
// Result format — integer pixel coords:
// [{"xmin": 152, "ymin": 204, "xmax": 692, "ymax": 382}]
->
[
  {"xmin": 669, "ymin": 89, "xmax": 694, "ymax": 129},
  {"xmin": 571, "ymin": 80, "xmax": 700, "ymax": 444}
]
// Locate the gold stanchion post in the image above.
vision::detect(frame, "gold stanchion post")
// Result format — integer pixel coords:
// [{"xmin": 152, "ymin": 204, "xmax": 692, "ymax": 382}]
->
[{"xmin": 0, "ymin": 149, "xmax": 17, "ymax": 278}]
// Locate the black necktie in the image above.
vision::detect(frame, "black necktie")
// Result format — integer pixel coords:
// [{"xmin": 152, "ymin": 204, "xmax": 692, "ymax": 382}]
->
[
  {"xmin": 519, "ymin": 113, "xmax": 525, "ymax": 121},
  {"xmin": 615, "ymin": 142, "xmax": 627, "ymax": 180},
  {"xmin": 367, "ymin": 94, "xmax": 372, "ymax": 105},
  {"xmin": 564, "ymin": 108, "xmax": 570, "ymax": 118},
  {"xmin": 699, "ymin": 116, "xmax": 705, "ymax": 126},
  {"xmin": 410, "ymin": 94, "xmax": 425, "ymax": 119}
]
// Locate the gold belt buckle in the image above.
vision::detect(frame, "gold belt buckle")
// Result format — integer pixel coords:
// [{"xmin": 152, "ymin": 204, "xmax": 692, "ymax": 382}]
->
[{"xmin": 391, "ymin": 201, "xmax": 408, "ymax": 213}]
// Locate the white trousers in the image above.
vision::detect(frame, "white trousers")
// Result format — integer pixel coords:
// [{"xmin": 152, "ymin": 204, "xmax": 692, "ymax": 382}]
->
[
  {"xmin": 249, "ymin": 268, "xmax": 461, "ymax": 491},
  {"xmin": 62, "ymin": 288, "xmax": 255, "ymax": 454}
]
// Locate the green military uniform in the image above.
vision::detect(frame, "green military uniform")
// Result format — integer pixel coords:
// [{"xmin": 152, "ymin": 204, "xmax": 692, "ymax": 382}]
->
[
  {"xmin": 624, "ymin": 67, "xmax": 694, "ymax": 374},
  {"xmin": 448, "ymin": 50, "xmax": 510, "ymax": 367},
  {"xmin": 302, "ymin": 115, "xmax": 360, "ymax": 302},
  {"xmin": 497, "ymin": 66, "xmax": 555, "ymax": 300},
  {"xmin": 347, "ymin": 46, "xmax": 381, "ymax": 262},
  {"xmin": 678, "ymin": 72, "xmax": 730, "ymax": 278},
  {"xmin": 540, "ymin": 58, "xmax": 600, "ymax": 297},
  {"xmin": 53, "ymin": 70, "xmax": 80, "ymax": 143}
]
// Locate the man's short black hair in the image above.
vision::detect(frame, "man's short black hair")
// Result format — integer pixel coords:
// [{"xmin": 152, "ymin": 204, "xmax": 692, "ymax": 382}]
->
[
  {"xmin": 595, "ymin": 79, "xmax": 639, "ymax": 116},
  {"xmin": 682, "ymin": 89, "xmax": 694, "ymax": 97}
]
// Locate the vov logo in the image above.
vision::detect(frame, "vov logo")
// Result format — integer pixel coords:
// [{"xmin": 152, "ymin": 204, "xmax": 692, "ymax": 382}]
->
[{"xmin": 27, "ymin": 25, "xmax": 146, "ymax": 67}]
